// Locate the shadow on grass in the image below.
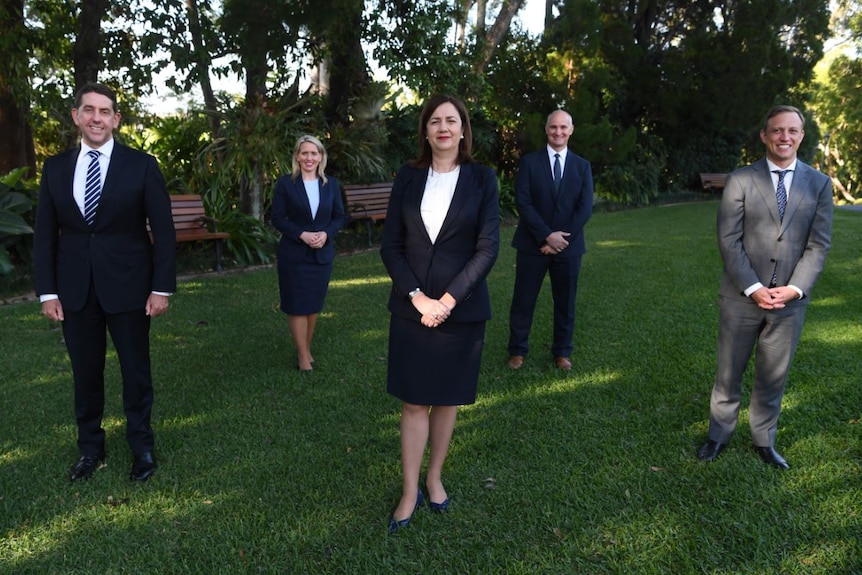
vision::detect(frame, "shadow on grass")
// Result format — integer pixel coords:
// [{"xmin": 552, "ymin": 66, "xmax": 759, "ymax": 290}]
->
[{"xmin": 2, "ymin": 204, "xmax": 860, "ymax": 573}]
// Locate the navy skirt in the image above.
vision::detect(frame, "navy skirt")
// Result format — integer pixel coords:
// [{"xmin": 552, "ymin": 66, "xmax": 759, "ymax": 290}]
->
[
  {"xmin": 387, "ymin": 314, "xmax": 486, "ymax": 406},
  {"xmin": 277, "ymin": 258, "xmax": 333, "ymax": 315}
]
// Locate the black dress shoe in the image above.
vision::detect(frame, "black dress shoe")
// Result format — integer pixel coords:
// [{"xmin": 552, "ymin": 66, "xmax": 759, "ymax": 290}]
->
[
  {"xmin": 131, "ymin": 452, "xmax": 157, "ymax": 481},
  {"xmin": 696, "ymin": 440, "xmax": 727, "ymax": 462},
  {"xmin": 754, "ymin": 445, "xmax": 790, "ymax": 470},
  {"xmin": 69, "ymin": 453, "xmax": 105, "ymax": 481}
]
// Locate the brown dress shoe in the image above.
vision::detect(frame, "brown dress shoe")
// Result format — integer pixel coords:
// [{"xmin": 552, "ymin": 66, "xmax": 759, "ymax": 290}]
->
[
  {"xmin": 507, "ymin": 355, "xmax": 524, "ymax": 369},
  {"xmin": 555, "ymin": 357, "xmax": 572, "ymax": 370}
]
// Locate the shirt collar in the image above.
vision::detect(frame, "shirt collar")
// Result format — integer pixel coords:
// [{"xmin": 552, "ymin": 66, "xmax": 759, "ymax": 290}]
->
[
  {"xmin": 547, "ymin": 145, "xmax": 566, "ymax": 160},
  {"xmin": 766, "ymin": 158, "xmax": 797, "ymax": 173},
  {"xmin": 80, "ymin": 138, "xmax": 115, "ymax": 160}
]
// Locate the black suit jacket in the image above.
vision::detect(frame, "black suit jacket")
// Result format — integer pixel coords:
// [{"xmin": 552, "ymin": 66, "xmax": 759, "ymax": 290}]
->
[
  {"xmin": 271, "ymin": 174, "xmax": 347, "ymax": 265},
  {"xmin": 511, "ymin": 149, "xmax": 593, "ymax": 258},
  {"xmin": 34, "ymin": 142, "xmax": 177, "ymax": 313},
  {"xmin": 380, "ymin": 162, "xmax": 500, "ymax": 323}
]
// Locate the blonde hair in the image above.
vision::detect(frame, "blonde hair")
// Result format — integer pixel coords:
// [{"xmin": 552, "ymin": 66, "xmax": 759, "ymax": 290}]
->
[{"xmin": 291, "ymin": 134, "xmax": 328, "ymax": 184}]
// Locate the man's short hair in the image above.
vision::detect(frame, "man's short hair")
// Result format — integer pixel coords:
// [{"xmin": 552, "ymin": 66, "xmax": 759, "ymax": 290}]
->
[{"xmin": 74, "ymin": 83, "xmax": 119, "ymax": 113}]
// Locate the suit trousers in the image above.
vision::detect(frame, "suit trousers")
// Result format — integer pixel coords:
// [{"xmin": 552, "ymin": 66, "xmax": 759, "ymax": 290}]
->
[
  {"xmin": 508, "ymin": 250, "xmax": 582, "ymax": 358},
  {"xmin": 708, "ymin": 297, "xmax": 806, "ymax": 447},
  {"xmin": 62, "ymin": 284, "xmax": 154, "ymax": 456}
]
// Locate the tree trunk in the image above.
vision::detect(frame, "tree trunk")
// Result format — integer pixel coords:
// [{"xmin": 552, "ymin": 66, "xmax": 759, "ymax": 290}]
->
[
  {"xmin": 185, "ymin": 0, "xmax": 220, "ymax": 139},
  {"xmin": 70, "ymin": 0, "xmax": 109, "ymax": 149},
  {"xmin": 544, "ymin": 0, "xmax": 554, "ymax": 30},
  {"xmin": 473, "ymin": 0, "xmax": 525, "ymax": 76},
  {"xmin": 324, "ymin": 0, "xmax": 369, "ymax": 128},
  {"xmin": 240, "ymin": 52, "xmax": 268, "ymax": 221},
  {"xmin": 0, "ymin": 0, "xmax": 36, "ymax": 176}
]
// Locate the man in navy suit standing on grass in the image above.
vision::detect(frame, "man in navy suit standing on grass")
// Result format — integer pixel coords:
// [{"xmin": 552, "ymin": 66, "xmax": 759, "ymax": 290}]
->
[
  {"xmin": 34, "ymin": 82, "xmax": 176, "ymax": 482},
  {"xmin": 507, "ymin": 110, "xmax": 594, "ymax": 371}
]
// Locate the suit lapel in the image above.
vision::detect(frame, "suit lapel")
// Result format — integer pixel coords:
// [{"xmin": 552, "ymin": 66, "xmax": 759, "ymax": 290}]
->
[
  {"xmin": 95, "ymin": 142, "xmax": 127, "ymax": 228},
  {"xmin": 291, "ymin": 177, "xmax": 314, "ymax": 221},
  {"xmin": 434, "ymin": 164, "xmax": 471, "ymax": 244},
  {"xmin": 782, "ymin": 162, "xmax": 809, "ymax": 229},
  {"xmin": 61, "ymin": 148, "xmax": 89, "ymax": 228},
  {"xmin": 752, "ymin": 159, "xmax": 782, "ymax": 228},
  {"xmin": 553, "ymin": 150, "xmax": 573, "ymax": 207},
  {"xmin": 403, "ymin": 167, "xmax": 433, "ymax": 244}
]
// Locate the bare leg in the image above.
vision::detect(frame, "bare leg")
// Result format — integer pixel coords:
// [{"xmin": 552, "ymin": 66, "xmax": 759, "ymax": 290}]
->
[
  {"xmin": 287, "ymin": 315, "xmax": 313, "ymax": 370},
  {"xmin": 393, "ymin": 401, "xmax": 429, "ymax": 521},
  {"xmin": 306, "ymin": 313, "xmax": 318, "ymax": 364},
  {"xmin": 426, "ymin": 405, "xmax": 457, "ymax": 504}
]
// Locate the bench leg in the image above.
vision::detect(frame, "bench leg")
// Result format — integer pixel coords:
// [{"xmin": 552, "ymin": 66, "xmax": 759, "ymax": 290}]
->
[
  {"xmin": 365, "ymin": 220, "xmax": 373, "ymax": 247},
  {"xmin": 215, "ymin": 239, "xmax": 224, "ymax": 272}
]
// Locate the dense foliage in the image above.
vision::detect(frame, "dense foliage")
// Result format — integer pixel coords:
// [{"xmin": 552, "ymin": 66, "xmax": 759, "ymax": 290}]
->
[{"xmin": 2, "ymin": 0, "xmax": 857, "ymax": 273}]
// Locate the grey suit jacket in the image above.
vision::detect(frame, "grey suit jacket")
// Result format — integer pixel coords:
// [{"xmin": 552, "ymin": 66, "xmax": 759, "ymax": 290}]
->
[{"xmin": 717, "ymin": 158, "xmax": 833, "ymax": 303}]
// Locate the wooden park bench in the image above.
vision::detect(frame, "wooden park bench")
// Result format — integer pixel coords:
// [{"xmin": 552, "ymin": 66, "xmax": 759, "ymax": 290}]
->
[
  {"xmin": 342, "ymin": 182, "xmax": 393, "ymax": 246},
  {"xmin": 699, "ymin": 173, "xmax": 728, "ymax": 193},
  {"xmin": 149, "ymin": 194, "xmax": 230, "ymax": 271}
]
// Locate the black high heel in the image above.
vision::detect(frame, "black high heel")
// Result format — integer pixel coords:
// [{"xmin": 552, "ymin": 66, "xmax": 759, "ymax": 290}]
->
[{"xmin": 387, "ymin": 489, "xmax": 424, "ymax": 534}]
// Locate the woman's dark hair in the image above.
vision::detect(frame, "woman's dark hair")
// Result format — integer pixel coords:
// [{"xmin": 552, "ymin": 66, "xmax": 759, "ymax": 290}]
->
[{"xmin": 411, "ymin": 94, "xmax": 474, "ymax": 168}]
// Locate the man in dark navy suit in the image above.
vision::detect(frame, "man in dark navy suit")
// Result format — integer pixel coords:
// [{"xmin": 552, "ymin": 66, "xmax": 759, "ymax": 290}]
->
[
  {"xmin": 34, "ymin": 83, "xmax": 176, "ymax": 481},
  {"xmin": 507, "ymin": 110, "xmax": 594, "ymax": 370}
]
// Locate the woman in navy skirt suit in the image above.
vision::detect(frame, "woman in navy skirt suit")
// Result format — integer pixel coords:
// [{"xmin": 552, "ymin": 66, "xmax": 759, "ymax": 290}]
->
[
  {"xmin": 272, "ymin": 135, "xmax": 346, "ymax": 372},
  {"xmin": 380, "ymin": 95, "xmax": 500, "ymax": 532}
]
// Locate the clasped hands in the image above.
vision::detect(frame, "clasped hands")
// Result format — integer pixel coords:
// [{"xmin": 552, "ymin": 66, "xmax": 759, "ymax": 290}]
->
[
  {"xmin": 413, "ymin": 292, "xmax": 455, "ymax": 328},
  {"xmin": 752, "ymin": 286, "xmax": 797, "ymax": 310},
  {"xmin": 301, "ymin": 231, "xmax": 327, "ymax": 249},
  {"xmin": 540, "ymin": 231, "xmax": 571, "ymax": 255}
]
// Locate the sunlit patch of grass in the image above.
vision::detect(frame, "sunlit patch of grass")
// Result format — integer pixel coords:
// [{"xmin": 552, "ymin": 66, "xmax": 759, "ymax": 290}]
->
[{"xmin": 1, "ymin": 204, "xmax": 860, "ymax": 574}]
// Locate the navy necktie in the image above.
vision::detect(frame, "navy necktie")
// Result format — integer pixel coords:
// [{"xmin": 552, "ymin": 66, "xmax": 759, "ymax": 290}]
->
[
  {"xmin": 773, "ymin": 169, "xmax": 789, "ymax": 222},
  {"xmin": 553, "ymin": 153, "xmax": 562, "ymax": 191},
  {"xmin": 83, "ymin": 150, "xmax": 101, "ymax": 226}
]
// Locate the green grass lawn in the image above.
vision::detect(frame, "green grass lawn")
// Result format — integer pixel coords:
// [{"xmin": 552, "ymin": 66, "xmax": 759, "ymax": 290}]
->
[{"xmin": 1, "ymin": 202, "xmax": 860, "ymax": 574}]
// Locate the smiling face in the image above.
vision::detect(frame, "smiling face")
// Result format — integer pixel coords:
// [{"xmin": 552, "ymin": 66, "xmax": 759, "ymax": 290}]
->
[
  {"xmin": 71, "ymin": 92, "xmax": 120, "ymax": 149},
  {"xmin": 760, "ymin": 111, "xmax": 804, "ymax": 168},
  {"xmin": 425, "ymin": 102, "xmax": 464, "ymax": 156},
  {"xmin": 297, "ymin": 141, "xmax": 322, "ymax": 178},
  {"xmin": 545, "ymin": 110, "xmax": 573, "ymax": 152}
]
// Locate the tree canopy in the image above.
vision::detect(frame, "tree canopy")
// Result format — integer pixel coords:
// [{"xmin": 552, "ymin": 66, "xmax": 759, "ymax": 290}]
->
[{"xmin": 1, "ymin": 0, "xmax": 849, "ymax": 267}]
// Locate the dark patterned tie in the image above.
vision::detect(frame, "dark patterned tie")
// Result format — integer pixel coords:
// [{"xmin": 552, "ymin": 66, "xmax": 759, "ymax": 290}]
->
[
  {"xmin": 553, "ymin": 153, "xmax": 562, "ymax": 191},
  {"xmin": 83, "ymin": 150, "xmax": 101, "ymax": 226},
  {"xmin": 773, "ymin": 169, "xmax": 789, "ymax": 223}
]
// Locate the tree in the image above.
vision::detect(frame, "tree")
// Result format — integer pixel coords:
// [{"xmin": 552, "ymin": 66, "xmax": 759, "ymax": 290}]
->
[
  {"xmin": 810, "ymin": 0, "xmax": 862, "ymax": 202},
  {"xmin": 0, "ymin": 0, "xmax": 36, "ymax": 176}
]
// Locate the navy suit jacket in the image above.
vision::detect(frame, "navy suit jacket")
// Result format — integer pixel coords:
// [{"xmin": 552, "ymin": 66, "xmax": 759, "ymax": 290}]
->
[
  {"xmin": 511, "ymin": 149, "xmax": 593, "ymax": 258},
  {"xmin": 380, "ymin": 162, "xmax": 500, "ymax": 323},
  {"xmin": 34, "ymin": 142, "xmax": 177, "ymax": 313},
  {"xmin": 271, "ymin": 174, "xmax": 347, "ymax": 265},
  {"xmin": 717, "ymin": 158, "xmax": 833, "ymax": 302}
]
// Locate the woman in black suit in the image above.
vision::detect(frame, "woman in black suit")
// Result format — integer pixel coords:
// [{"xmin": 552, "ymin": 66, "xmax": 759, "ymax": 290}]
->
[
  {"xmin": 272, "ymin": 135, "xmax": 346, "ymax": 372},
  {"xmin": 380, "ymin": 95, "xmax": 500, "ymax": 532}
]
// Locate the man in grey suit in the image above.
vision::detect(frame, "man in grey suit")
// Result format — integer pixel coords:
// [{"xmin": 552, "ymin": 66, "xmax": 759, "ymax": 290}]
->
[{"xmin": 697, "ymin": 105, "xmax": 833, "ymax": 470}]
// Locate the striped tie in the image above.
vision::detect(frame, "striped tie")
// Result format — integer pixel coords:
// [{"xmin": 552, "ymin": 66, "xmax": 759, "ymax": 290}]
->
[{"xmin": 83, "ymin": 150, "xmax": 101, "ymax": 226}]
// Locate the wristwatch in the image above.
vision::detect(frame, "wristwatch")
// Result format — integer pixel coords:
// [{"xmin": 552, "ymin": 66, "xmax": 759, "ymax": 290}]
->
[{"xmin": 408, "ymin": 288, "xmax": 422, "ymax": 300}]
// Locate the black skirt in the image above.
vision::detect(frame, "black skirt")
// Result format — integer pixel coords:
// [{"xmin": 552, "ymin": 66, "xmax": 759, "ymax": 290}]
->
[
  {"xmin": 277, "ymin": 258, "xmax": 333, "ymax": 315},
  {"xmin": 386, "ymin": 314, "xmax": 486, "ymax": 406}
]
